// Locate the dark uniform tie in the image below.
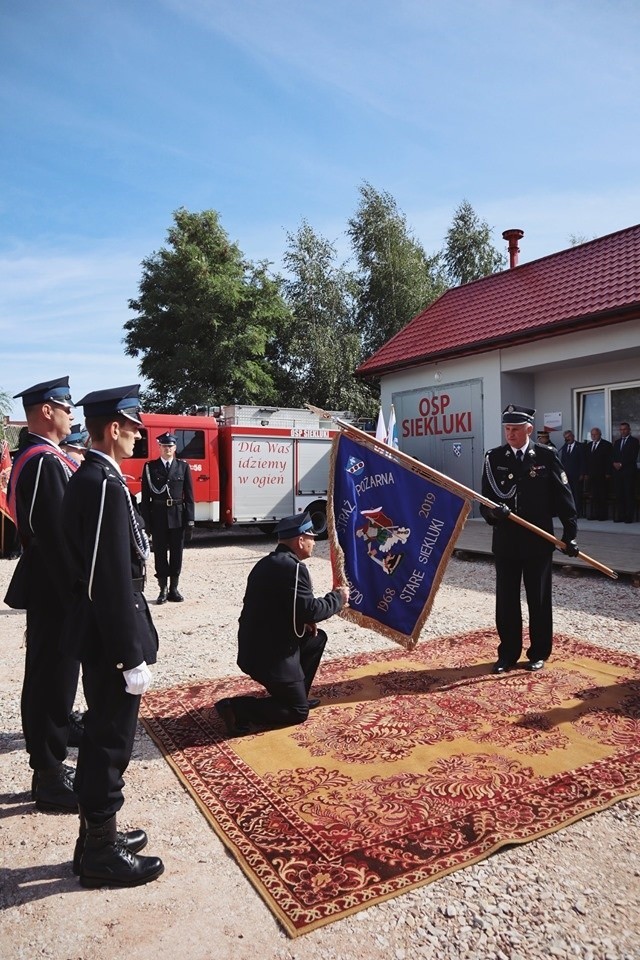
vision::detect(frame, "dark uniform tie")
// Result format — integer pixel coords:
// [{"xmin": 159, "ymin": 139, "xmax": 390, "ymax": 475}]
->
[{"xmin": 516, "ymin": 450, "xmax": 523, "ymax": 462}]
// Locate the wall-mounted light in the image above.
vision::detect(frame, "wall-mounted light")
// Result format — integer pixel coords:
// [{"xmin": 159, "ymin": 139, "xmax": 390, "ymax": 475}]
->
[{"xmin": 434, "ymin": 370, "xmax": 442, "ymax": 383}]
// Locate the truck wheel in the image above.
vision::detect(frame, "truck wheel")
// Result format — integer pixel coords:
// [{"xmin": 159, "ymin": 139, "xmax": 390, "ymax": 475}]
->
[
  {"xmin": 309, "ymin": 503, "xmax": 328, "ymax": 541},
  {"xmin": 258, "ymin": 522, "xmax": 277, "ymax": 536}
]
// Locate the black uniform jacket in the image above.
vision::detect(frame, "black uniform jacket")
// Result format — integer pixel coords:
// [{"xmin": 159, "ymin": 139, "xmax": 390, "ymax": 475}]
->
[
  {"xmin": 237, "ymin": 544, "xmax": 345, "ymax": 684},
  {"xmin": 140, "ymin": 458, "xmax": 195, "ymax": 531},
  {"xmin": 61, "ymin": 451, "xmax": 158, "ymax": 670},
  {"xmin": 4, "ymin": 435, "xmax": 74, "ymax": 611},
  {"xmin": 480, "ymin": 441, "xmax": 577, "ymax": 556}
]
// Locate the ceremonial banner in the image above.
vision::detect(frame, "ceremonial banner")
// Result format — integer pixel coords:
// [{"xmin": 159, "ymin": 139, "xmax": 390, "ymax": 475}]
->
[{"xmin": 329, "ymin": 430, "xmax": 470, "ymax": 649}]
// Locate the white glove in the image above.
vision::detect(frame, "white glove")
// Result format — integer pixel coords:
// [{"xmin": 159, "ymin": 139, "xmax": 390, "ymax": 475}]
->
[{"xmin": 123, "ymin": 661, "xmax": 152, "ymax": 696}]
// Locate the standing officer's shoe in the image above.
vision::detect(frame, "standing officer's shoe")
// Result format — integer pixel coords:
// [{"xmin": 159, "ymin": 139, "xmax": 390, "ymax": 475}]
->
[
  {"xmin": 156, "ymin": 581, "xmax": 168, "ymax": 604},
  {"xmin": 33, "ymin": 763, "xmax": 78, "ymax": 813},
  {"xmin": 73, "ymin": 809, "xmax": 148, "ymax": 874},
  {"xmin": 167, "ymin": 577, "xmax": 184, "ymax": 602},
  {"xmin": 79, "ymin": 815, "xmax": 163, "ymax": 888},
  {"xmin": 492, "ymin": 660, "xmax": 517, "ymax": 674},
  {"xmin": 525, "ymin": 660, "xmax": 545, "ymax": 671}
]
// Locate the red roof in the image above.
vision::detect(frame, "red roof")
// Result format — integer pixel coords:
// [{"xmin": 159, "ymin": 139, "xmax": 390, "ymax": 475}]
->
[{"xmin": 357, "ymin": 223, "xmax": 640, "ymax": 377}]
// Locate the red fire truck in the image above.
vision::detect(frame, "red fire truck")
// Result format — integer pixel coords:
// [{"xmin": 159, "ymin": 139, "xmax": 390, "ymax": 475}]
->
[{"xmin": 123, "ymin": 405, "xmax": 339, "ymax": 538}]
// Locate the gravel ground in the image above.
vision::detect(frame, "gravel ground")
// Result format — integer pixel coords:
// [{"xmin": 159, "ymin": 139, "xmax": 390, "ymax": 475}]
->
[{"xmin": 1, "ymin": 530, "xmax": 639, "ymax": 960}]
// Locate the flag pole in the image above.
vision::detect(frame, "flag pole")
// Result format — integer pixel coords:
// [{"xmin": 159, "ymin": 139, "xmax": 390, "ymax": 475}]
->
[{"xmin": 311, "ymin": 406, "xmax": 618, "ymax": 581}]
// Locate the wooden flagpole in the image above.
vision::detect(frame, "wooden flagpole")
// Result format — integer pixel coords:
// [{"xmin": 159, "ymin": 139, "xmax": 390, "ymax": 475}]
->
[{"xmin": 310, "ymin": 406, "xmax": 618, "ymax": 581}]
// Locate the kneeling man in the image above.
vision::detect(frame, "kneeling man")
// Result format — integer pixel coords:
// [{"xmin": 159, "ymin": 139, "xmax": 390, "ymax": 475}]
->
[{"xmin": 216, "ymin": 513, "xmax": 349, "ymax": 735}]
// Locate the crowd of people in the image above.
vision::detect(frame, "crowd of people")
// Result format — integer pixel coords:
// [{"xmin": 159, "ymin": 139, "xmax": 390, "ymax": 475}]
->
[
  {"xmin": 2, "ymin": 376, "xmax": 638, "ymax": 893},
  {"xmin": 555, "ymin": 423, "xmax": 639, "ymax": 523}
]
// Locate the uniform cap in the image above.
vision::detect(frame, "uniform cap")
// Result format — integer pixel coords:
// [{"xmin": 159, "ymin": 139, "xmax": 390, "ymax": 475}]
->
[
  {"xmin": 14, "ymin": 376, "xmax": 74, "ymax": 409},
  {"xmin": 502, "ymin": 404, "xmax": 535, "ymax": 426},
  {"xmin": 276, "ymin": 511, "xmax": 317, "ymax": 539},
  {"xmin": 62, "ymin": 424, "xmax": 89, "ymax": 449},
  {"xmin": 76, "ymin": 385, "xmax": 144, "ymax": 427},
  {"xmin": 157, "ymin": 433, "xmax": 177, "ymax": 445}
]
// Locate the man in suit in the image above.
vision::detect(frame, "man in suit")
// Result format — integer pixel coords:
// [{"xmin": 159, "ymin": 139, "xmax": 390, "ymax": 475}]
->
[
  {"xmin": 4, "ymin": 376, "xmax": 80, "ymax": 812},
  {"xmin": 480, "ymin": 404, "xmax": 578, "ymax": 674},
  {"xmin": 215, "ymin": 512, "xmax": 349, "ymax": 735},
  {"xmin": 559, "ymin": 430, "xmax": 586, "ymax": 517},
  {"xmin": 612, "ymin": 422, "xmax": 639, "ymax": 523},
  {"xmin": 584, "ymin": 427, "xmax": 613, "ymax": 520},
  {"xmin": 62, "ymin": 385, "xmax": 163, "ymax": 888},
  {"xmin": 141, "ymin": 432, "xmax": 194, "ymax": 603}
]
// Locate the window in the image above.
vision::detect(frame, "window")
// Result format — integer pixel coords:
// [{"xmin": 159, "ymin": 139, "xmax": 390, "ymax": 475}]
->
[
  {"xmin": 132, "ymin": 430, "xmax": 149, "ymax": 459},
  {"xmin": 176, "ymin": 430, "xmax": 205, "ymax": 459},
  {"xmin": 576, "ymin": 381, "xmax": 640, "ymax": 442}
]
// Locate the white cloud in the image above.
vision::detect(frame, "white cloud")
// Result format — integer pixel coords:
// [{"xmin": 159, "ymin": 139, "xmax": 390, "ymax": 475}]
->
[{"xmin": 0, "ymin": 240, "xmax": 147, "ymax": 417}]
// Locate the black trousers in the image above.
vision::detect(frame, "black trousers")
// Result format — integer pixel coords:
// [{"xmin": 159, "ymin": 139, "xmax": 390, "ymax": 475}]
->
[
  {"xmin": 234, "ymin": 629, "xmax": 327, "ymax": 728},
  {"xmin": 568, "ymin": 477, "xmax": 583, "ymax": 517},
  {"xmin": 152, "ymin": 521, "xmax": 184, "ymax": 579},
  {"xmin": 75, "ymin": 659, "xmax": 140, "ymax": 823},
  {"xmin": 494, "ymin": 551, "xmax": 553, "ymax": 663},
  {"xmin": 589, "ymin": 473, "xmax": 609, "ymax": 520},
  {"xmin": 614, "ymin": 470, "xmax": 636, "ymax": 522},
  {"xmin": 22, "ymin": 603, "xmax": 79, "ymax": 771}
]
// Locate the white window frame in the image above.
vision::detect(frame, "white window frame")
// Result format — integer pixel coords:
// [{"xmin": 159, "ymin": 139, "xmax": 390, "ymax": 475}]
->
[{"xmin": 574, "ymin": 379, "xmax": 640, "ymax": 442}]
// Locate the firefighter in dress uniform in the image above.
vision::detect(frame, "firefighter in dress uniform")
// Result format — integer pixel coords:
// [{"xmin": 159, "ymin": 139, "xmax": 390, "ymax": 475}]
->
[
  {"xmin": 215, "ymin": 512, "xmax": 349, "ymax": 736},
  {"xmin": 140, "ymin": 432, "xmax": 194, "ymax": 604},
  {"xmin": 61, "ymin": 423, "xmax": 90, "ymax": 465},
  {"xmin": 480, "ymin": 404, "xmax": 578, "ymax": 674},
  {"xmin": 62, "ymin": 385, "xmax": 163, "ymax": 888},
  {"xmin": 4, "ymin": 376, "xmax": 80, "ymax": 812}
]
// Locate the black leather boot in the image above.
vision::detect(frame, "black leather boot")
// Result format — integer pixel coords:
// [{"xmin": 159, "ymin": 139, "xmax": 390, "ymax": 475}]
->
[
  {"xmin": 33, "ymin": 763, "xmax": 78, "ymax": 813},
  {"xmin": 79, "ymin": 815, "xmax": 164, "ymax": 888},
  {"xmin": 156, "ymin": 580, "xmax": 168, "ymax": 604},
  {"xmin": 73, "ymin": 809, "xmax": 149, "ymax": 875},
  {"xmin": 167, "ymin": 577, "xmax": 184, "ymax": 602}
]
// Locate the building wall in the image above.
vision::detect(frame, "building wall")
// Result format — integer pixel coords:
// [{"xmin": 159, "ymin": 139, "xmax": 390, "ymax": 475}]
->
[{"xmin": 378, "ymin": 317, "xmax": 640, "ymax": 500}]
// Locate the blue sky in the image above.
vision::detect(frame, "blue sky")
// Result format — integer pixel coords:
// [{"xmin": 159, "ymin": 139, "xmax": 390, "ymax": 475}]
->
[{"xmin": 2, "ymin": 0, "xmax": 639, "ymax": 418}]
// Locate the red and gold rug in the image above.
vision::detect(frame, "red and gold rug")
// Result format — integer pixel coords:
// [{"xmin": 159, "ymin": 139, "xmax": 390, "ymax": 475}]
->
[{"xmin": 139, "ymin": 629, "xmax": 640, "ymax": 936}]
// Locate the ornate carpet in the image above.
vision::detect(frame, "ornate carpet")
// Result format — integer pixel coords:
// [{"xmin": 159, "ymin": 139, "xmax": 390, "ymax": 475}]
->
[{"xmin": 139, "ymin": 629, "xmax": 640, "ymax": 936}]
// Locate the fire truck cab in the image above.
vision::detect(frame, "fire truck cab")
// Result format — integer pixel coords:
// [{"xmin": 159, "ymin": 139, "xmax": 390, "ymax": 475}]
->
[{"xmin": 123, "ymin": 405, "xmax": 339, "ymax": 538}]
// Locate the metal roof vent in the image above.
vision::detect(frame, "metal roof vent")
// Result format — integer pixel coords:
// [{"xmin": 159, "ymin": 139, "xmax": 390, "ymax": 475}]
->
[{"xmin": 502, "ymin": 228, "xmax": 524, "ymax": 269}]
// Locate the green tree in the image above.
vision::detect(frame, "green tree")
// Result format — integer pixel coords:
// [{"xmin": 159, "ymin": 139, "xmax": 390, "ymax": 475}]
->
[
  {"xmin": 568, "ymin": 233, "xmax": 595, "ymax": 246},
  {"xmin": 277, "ymin": 221, "xmax": 375, "ymax": 414},
  {"xmin": 124, "ymin": 208, "xmax": 291, "ymax": 412},
  {"xmin": 442, "ymin": 199, "xmax": 506, "ymax": 286},
  {"xmin": 347, "ymin": 182, "xmax": 447, "ymax": 355}
]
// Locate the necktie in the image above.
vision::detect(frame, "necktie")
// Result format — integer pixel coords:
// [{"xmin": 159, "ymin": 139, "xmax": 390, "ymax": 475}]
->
[
  {"xmin": 621, "ymin": 437, "xmax": 626, "ymax": 449},
  {"xmin": 516, "ymin": 450, "xmax": 523, "ymax": 462},
  {"xmin": 165, "ymin": 461, "xmax": 171, "ymax": 473}
]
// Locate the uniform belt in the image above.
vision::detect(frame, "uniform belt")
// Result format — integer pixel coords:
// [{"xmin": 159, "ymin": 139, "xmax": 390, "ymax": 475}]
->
[{"xmin": 78, "ymin": 576, "xmax": 146, "ymax": 593}]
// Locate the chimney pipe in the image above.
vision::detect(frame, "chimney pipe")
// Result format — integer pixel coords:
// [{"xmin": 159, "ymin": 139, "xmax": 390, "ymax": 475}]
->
[{"xmin": 502, "ymin": 228, "xmax": 524, "ymax": 269}]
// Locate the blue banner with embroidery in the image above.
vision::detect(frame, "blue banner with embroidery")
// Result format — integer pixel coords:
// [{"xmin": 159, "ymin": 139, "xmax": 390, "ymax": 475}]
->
[{"xmin": 329, "ymin": 431, "xmax": 470, "ymax": 649}]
